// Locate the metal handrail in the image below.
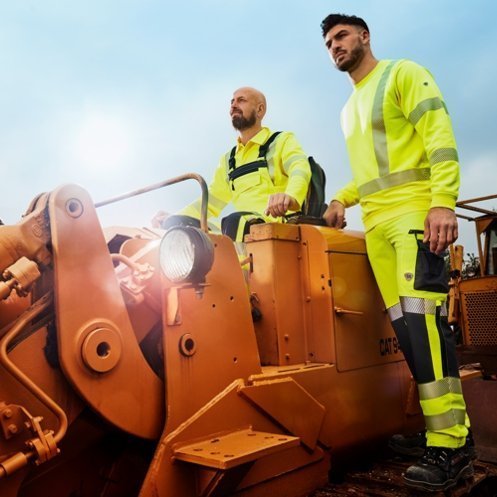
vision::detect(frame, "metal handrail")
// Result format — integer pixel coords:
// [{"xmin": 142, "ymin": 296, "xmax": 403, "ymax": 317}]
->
[{"xmin": 95, "ymin": 173, "xmax": 209, "ymax": 232}]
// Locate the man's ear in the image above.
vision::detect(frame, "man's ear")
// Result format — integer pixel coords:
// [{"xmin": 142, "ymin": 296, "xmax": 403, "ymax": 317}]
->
[
  {"xmin": 258, "ymin": 103, "xmax": 266, "ymax": 119},
  {"xmin": 360, "ymin": 29, "xmax": 370, "ymax": 44}
]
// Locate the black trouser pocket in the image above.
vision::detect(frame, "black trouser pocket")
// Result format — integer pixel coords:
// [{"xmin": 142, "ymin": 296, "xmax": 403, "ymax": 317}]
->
[{"xmin": 409, "ymin": 230, "xmax": 449, "ymax": 293}]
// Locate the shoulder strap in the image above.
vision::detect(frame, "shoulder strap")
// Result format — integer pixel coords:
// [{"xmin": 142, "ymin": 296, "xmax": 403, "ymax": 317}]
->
[
  {"xmin": 227, "ymin": 131, "xmax": 282, "ymax": 173},
  {"xmin": 258, "ymin": 131, "xmax": 282, "ymax": 158},
  {"xmin": 228, "ymin": 146, "xmax": 237, "ymax": 171}
]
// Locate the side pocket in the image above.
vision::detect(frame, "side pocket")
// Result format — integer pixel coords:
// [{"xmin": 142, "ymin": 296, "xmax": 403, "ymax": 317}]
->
[{"xmin": 410, "ymin": 230, "xmax": 449, "ymax": 293}]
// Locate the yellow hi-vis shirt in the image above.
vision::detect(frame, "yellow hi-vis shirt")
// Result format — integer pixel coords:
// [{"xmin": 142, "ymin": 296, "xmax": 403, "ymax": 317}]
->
[
  {"xmin": 180, "ymin": 127, "xmax": 311, "ymax": 222},
  {"xmin": 334, "ymin": 59, "xmax": 460, "ymax": 231}
]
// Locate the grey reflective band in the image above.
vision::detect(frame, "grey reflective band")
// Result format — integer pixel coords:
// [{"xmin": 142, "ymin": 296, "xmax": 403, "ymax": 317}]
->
[
  {"xmin": 372, "ymin": 61, "xmax": 396, "ymax": 177},
  {"xmin": 358, "ymin": 167, "xmax": 431, "ymax": 198},
  {"xmin": 400, "ymin": 296, "xmax": 442, "ymax": 315},
  {"xmin": 418, "ymin": 376, "xmax": 463, "ymax": 400},
  {"xmin": 408, "ymin": 97, "xmax": 448, "ymax": 127},
  {"xmin": 283, "ymin": 154, "xmax": 307, "ymax": 174},
  {"xmin": 429, "ymin": 148, "xmax": 459, "ymax": 165},
  {"xmin": 440, "ymin": 302, "xmax": 448, "ymax": 317},
  {"xmin": 209, "ymin": 194, "xmax": 228, "ymax": 210},
  {"xmin": 291, "ymin": 169, "xmax": 311, "ymax": 180},
  {"xmin": 425, "ymin": 409, "xmax": 466, "ymax": 431},
  {"xmin": 387, "ymin": 303, "xmax": 403, "ymax": 322},
  {"xmin": 266, "ymin": 141, "xmax": 278, "ymax": 180}
]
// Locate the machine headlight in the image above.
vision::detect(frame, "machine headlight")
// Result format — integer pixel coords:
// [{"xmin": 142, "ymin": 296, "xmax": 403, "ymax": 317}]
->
[{"xmin": 159, "ymin": 226, "xmax": 214, "ymax": 283}]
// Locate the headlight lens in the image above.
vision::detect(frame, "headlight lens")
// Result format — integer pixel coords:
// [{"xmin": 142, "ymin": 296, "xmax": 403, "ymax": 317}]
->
[{"xmin": 159, "ymin": 227, "xmax": 214, "ymax": 283}]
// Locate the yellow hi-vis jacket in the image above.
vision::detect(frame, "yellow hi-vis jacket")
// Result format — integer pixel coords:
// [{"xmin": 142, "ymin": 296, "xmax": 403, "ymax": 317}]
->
[
  {"xmin": 180, "ymin": 127, "xmax": 311, "ymax": 223},
  {"xmin": 334, "ymin": 59, "xmax": 460, "ymax": 231}
]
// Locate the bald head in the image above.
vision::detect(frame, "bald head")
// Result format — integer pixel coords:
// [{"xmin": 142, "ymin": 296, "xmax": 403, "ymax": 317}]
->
[
  {"xmin": 230, "ymin": 87, "xmax": 267, "ymax": 133},
  {"xmin": 235, "ymin": 87, "xmax": 267, "ymax": 110}
]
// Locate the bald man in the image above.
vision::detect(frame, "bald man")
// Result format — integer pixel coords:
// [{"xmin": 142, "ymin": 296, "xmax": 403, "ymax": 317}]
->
[{"xmin": 175, "ymin": 87, "xmax": 311, "ymax": 241}]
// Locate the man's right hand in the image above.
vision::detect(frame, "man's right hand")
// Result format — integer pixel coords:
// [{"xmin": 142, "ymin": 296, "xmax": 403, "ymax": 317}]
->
[{"xmin": 323, "ymin": 200, "xmax": 346, "ymax": 228}]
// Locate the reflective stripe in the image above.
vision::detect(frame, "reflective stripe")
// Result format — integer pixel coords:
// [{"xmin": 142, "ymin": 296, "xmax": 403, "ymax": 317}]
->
[
  {"xmin": 401, "ymin": 296, "xmax": 438, "ymax": 315},
  {"xmin": 429, "ymin": 148, "xmax": 459, "ymax": 165},
  {"xmin": 266, "ymin": 140, "xmax": 278, "ymax": 181},
  {"xmin": 418, "ymin": 377, "xmax": 463, "ymax": 400},
  {"xmin": 387, "ymin": 303, "xmax": 403, "ymax": 322},
  {"xmin": 283, "ymin": 154, "xmax": 308, "ymax": 174},
  {"xmin": 372, "ymin": 61, "xmax": 396, "ymax": 177},
  {"xmin": 401, "ymin": 297, "xmax": 447, "ymax": 316},
  {"xmin": 408, "ymin": 97, "xmax": 448, "ymax": 127},
  {"xmin": 358, "ymin": 167, "xmax": 430, "ymax": 198},
  {"xmin": 425, "ymin": 409, "xmax": 466, "ymax": 431},
  {"xmin": 209, "ymin": 194, "xmax": 228, "ymax": 210},
  {"xmin": 440, "ymin": 302, "xmax": 447, "ymax": 317},
  {"xmin": 290, "ymin": 169, "xmax": 311, "ymax": 181}
]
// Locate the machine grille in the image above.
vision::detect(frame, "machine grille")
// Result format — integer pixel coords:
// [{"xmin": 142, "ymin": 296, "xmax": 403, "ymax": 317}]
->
[{"xmin": 462, "ymin": 291, "xmax": 497, "ymax": 345}]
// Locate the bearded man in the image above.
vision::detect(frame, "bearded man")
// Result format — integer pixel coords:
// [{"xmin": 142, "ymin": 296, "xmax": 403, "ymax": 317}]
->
[
  {"xmin": 320, "ymin": 13, "xmax": 474, "ymax": 492},
  {"xmin": 175, "ymin": 87, "xmax": 311, "ymax": 241}
]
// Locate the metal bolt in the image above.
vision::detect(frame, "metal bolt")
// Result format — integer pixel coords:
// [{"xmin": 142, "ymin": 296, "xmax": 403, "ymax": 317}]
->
[
  {"xmin": 7, "ymin": 424, "xmax": 17, "ymax": 435},
  {"xmin": 3, "ymin": 409, "xmax": 12, "ymax": 419}
]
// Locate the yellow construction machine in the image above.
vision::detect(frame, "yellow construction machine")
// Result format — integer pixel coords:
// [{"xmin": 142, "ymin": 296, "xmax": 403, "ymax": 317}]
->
[{"xmin": 0, "ymin": 178, "xmax": 495, "ymax": 497}]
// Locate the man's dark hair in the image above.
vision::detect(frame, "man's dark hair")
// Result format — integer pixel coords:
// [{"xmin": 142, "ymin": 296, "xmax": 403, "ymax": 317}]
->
[{"xmin": 320, "ymin": 14, "xmax": 369, "ymax": 38}]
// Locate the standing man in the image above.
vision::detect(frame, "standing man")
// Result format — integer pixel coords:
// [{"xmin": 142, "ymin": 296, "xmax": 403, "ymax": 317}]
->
[
  {"xmin": 174, "ymin": 87, "xmax": 311, "ymax": 241},
  {"xmin": 320, "ymin": 14, "xmax": 472, "ymax": 491}
]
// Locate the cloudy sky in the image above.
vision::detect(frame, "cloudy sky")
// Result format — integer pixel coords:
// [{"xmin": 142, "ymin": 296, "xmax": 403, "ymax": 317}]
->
[{"xmin": 1, "ymin": 0, "xmax": 496, "ymax": 254}]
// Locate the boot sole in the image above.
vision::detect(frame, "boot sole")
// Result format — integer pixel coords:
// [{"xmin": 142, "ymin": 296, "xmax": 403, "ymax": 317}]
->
[{"xmin": 403, "ymin": 463, "xmax": 474, "ymax": 492}]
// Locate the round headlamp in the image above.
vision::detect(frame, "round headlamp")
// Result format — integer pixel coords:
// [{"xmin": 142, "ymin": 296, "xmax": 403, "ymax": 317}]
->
[{"xmin": 159, "ymin": 226, "xmax": 214, "ymax": 284}]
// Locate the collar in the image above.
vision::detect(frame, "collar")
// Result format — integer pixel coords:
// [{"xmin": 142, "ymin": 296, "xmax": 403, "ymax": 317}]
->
[{"xmin": 236, "ymin": 127, "xmax": 271, "ymax": 149}]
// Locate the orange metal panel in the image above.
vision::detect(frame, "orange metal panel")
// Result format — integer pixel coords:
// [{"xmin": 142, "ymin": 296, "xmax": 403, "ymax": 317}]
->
[
  {"xmin": 245, "ymin": 223, "xmax": 301, "ymax": 242},
  {"xmin": 247, "ymin": 224, "xmax": 336, "ymax": 366},
  {"xmin": 161, "ymin": 234, "xmax": 262, "ymax": 432},
  {"xmin": 248, "ymin": 230, "xmax": 307, "ymax": 365},
  {"xmin": 248, "ymin": 361, "xmax": 421, "ymax": 452},
  {"xmin": 173, "ymin": 428, "xmax": 299, "ymax": 469},
  {"xmin": 329, "ymin": 251, "xmax": 403, "ymax": 372},
  {"xmin": 299, "ymin": 226, "xmax": 336, "ymax": 364},
  {"xmin": 232, "ymin": 445, "xmax": 328, "ymax": 497},
  {"xmin": 139, "ymin": 379, "xmax": 327, "ymax": 497},
  {"xmin": 240, "ymin": 377, "xmax": 325, "ymax": 449},
  {"xmin": 48, "ymin": 185, "xmax": 164, "ymax": 439}
]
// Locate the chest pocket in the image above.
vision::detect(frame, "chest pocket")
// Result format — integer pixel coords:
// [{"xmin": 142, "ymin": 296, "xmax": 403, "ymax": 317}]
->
[
  {"xmin": 227, "ymin": 132, "xmax": 282, "ymax": 192},
  {"xmin": 231, "ymin": 167, "xmax": 263, "ymax": 194}
]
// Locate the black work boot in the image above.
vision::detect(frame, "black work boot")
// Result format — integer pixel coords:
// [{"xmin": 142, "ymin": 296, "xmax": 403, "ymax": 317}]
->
[
  {"xmin": 389, "ymin": 429, "xmax": 477, "ymax": 459},
  {"xmin": 403, "ymin": 446, "xmax": 474, "ymax": 492},
  {"xmin": 388, "ymin": 431, "xmax": 426, "ymax": 457}
]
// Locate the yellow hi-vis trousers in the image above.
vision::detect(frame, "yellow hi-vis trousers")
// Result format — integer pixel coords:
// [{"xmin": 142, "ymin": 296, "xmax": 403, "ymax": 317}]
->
[{"xmin": 365, "ymin": 210, "xmax": 469, "ymax": 449}]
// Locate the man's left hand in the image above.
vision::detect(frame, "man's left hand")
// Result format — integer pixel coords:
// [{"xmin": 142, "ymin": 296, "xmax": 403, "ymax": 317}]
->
[
  {"xmin": 423, "ymin": 207, "xmax": 458, "ymax": 255},
  {"xmin": 265, "ymin": 193, "xmax": 299, "ymax": 217}
]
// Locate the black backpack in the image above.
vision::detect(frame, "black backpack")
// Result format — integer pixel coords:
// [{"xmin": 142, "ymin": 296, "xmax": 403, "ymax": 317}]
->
[{"xmin": 227, "ymin": 131, "xmax": 327, "ymax": 219}]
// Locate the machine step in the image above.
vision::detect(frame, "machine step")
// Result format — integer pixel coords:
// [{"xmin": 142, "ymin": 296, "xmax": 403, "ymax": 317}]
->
[{"xmin": 173, "ymin": 428, "xmax": 300, "ymax": 470}]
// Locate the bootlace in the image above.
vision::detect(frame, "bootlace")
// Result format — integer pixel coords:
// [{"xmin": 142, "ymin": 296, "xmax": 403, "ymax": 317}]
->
[{"xmin": 421, "ymin": 446, "xmax": 452, "ymax": 468}]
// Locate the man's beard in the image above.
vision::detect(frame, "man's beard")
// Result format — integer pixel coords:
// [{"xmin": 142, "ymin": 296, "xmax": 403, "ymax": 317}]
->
[
  {"xmin": 232, "ymin": 110, "xmax": 257, "ymax": 131},
  {"xmin": 335, "ymin": 44, "xmax": 364, "ymax": 72}
]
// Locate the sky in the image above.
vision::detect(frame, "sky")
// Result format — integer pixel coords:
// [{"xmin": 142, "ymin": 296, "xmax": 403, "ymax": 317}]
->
[{"xmin": 1, "ymin": 0, "xmax": 496, "ymax": 256}]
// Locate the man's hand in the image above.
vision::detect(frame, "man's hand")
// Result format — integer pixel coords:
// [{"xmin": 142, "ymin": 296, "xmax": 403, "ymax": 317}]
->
[
  {"xmin": 151, "ymin": 210, "xmax": 169, "ymax": 228},
  {"xmin": 423, "ymin": 207, "xmax": 458, "ymax": 255},
  {"xmin": 265, "ymin": 193, "xmax": 299, "ymax": 217},
  {"xmin": 323, "ymin": 200, "xmax": 346, "ymax": 228}
]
